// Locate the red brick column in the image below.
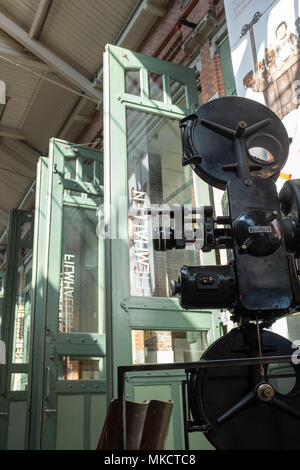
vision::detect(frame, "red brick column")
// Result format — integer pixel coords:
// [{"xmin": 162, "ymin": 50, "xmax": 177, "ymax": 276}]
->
[{"xmin": 200, "ymin": 39, "xmax": 226, "ymax": 102}]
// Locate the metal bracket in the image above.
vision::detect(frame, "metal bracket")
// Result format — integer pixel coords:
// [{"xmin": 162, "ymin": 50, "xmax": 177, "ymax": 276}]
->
[{"xmin": 121, "ymin": 298, "xmax": 129, "ymax": 312}]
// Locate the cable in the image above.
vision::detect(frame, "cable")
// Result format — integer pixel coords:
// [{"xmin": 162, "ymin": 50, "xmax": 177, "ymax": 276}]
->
[{"xmin": 0, "ymin": 54, "xmax": 101, "ymax": 105}]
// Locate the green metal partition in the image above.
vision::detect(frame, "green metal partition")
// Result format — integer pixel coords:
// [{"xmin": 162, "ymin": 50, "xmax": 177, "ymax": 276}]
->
[
  {"xmin": 0, "ymin": 209, "xmax": 33, "ymax": 449},
  {"xmin": 103, "ymin": 44, "xmax": 220, "ymax": 449},
  {"xmin": 28, "ymin": 140, "xmax": 106, "ymax": 449}
]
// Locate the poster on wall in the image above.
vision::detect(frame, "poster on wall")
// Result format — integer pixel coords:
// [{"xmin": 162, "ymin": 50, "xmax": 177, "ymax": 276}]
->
[{"xmin": 224, "ymin": 0, "xmax": 300, "ymax": 190}]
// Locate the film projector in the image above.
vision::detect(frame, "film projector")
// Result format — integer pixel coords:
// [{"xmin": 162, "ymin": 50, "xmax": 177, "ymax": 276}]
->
[{"xmin": 151, "ymin": 97, "xmax": 300, "ymax": 450}]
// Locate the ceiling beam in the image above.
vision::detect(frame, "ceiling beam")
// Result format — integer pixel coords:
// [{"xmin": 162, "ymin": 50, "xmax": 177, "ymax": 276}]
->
[
  {"xmin": 29, "ymin": 0, "xmax": 53, "ymax": 39},
  {"xmin": 58, "ymin": 97, "xmax": 87, "ymax": 139},
  {"xmin": 0, "ymin": 41, "xmax": 51, "ymax": 71},
  {"xmin": 1, "ymin": 138, "xmax": 41, "ymax": 163},
  {"xmin": 0, "ymin": 142, "xmax": 37, "ymax": 177},
  {"xmin": 144, "ymin": 1, "xmax": 167, "ymax": 17},
  {"xmin": 0, "ymin": 211, "xmax": 8, "ymax": 225},
  {"xmin": 0, "ymin": 127, "xmax": 26, "ymax": 140},
  {"xmin": 0, "ymin": 12, "xmax": 102, "ymax": 101},
  {"xmin": 73, "ymin": 114, "xmax": 93, "ymax": 124}
]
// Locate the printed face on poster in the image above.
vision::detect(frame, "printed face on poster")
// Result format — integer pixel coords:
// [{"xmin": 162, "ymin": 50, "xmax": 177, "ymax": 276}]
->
[{"xmin": 224, "ymin": 0, "xmax": 300, "ymax": 189}]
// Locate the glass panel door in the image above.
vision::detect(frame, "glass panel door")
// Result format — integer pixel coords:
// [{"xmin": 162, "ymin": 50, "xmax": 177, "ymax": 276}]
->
[
  {"xmin": 0, "ymin": 210, "xmax": 33, "ymax": 449},
  {"xmin": 104, "ymin": 44, "xmax": 221, "ymax": 450},
  {"xmin": 28, "ymin": 141, "xmax": 106, "ymax": 450},
  {"xmin": 127, "ymin": 110, "xmax": 201, "ymax": 298}
]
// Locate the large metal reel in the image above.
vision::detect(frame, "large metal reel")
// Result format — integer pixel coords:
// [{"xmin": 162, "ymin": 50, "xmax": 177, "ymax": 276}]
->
[
  {"xmin": 181, "ymin": 97, "xmax": 290, "ymax": 190},
  {"xmin": 188, "ymin": 327, "xmax": 300, "ymax": 450}
]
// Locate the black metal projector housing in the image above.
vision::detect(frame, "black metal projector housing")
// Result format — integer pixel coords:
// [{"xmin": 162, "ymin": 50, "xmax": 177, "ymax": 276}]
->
[
  {"xmin": 153, "ymin": 97, "xmax": 300, "ymax": 325},
  {"xmin": 178, "ymin": 97, "xmax": 300, "ymax": 324},
  {"xmin": 147, "ymin": 97, "xmax": 300, "ymax": 450}
]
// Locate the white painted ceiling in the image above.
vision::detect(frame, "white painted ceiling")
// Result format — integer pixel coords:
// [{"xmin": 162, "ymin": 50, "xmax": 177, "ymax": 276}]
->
[{"xmin": 0, "ymin": 0, "xmax": 171, "ymax": 243}]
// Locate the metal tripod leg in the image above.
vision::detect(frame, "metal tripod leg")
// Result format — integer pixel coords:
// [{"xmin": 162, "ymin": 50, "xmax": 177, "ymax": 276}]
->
[
  {"xmin": 216, "ymin": 391, "xmax": 256, "ymax": 424},
  {"xmin": 271, "ymin": 397, "xmax": 300, "ymax": 421}
]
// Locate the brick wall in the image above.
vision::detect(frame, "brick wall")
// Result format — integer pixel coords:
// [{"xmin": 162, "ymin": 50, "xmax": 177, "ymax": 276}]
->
[
  {"xmin": 200, "ymin": 39, "xmax": 226, "ymax": 102},
  {"xmin": 139, "ymin": 0, "xmax": 223, "ymax": 63}
]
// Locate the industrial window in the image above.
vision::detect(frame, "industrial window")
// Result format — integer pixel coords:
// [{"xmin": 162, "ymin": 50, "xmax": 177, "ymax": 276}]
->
[
  {"xmin": 125, "ymin": 69, "xmax": 141, "ymax": 96},
  {"xmin": 131, "ymin": 330, "xmax": 208, "ymax": 365},
  {"xmin": 149, "ymin": 72, "xmax": 164, "ymax": 101},
  {"xmin": 127, "ymin": 109, "xmax": 201, "ymax": 297},
  {"xmin": 59, "ymin": 206, "xmax": 98, "ymax": 333},
  {"xmin": 58, "ymin": 357, "xmax": 104, "ymax": 380},
  {"xmin": 12, "ymin": 255, "xmax": 32, "ymax": 365},
  {"xmin": 11, "ymin": 373, "xmax": 28, "ymax": 391}
]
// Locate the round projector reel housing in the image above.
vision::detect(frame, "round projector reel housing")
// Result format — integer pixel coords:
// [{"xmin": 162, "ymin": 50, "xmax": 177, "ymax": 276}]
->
[
  {"xmin": 182, "ymin": 96, "xmax": 290, "ymax": 190},
  {"xmin": 189, "ymin": 328, "xmax": 300, "ymax": 450}
]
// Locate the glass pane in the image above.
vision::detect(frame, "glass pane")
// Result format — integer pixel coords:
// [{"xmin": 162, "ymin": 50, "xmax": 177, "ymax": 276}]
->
[
  {"xmin": 170, "ymin": 78, "xmax": 187, "ymax": 108},
  {"xmin": 65, "ymin": 158, "xmax": 76, "ymax": 180},
  {"xmin": 11, "ymin": 373, "xmax": 28, "ymax": 391},
  {"xmin": 59, "ymin": 206, "xmax": 98, "ymax": 333},
  {"xmin": 59, "ymin": 357, "xmax": 103, "ymax": 380},
  {"xmin": 248, "ymin": 147, "xmax": 275, "ymax": 163},
  {"xmin": 125, "ymin": 70, "xmax": 141, "ymax": 96},
  {"xmin": 0, "ymin": 272, "xmax": 4, "ymax": 293},
  {"xmin": 149, "ymin": 72, "xmax": 164, "ymax": 101},
  {"xmin": 127, "ymin": 109, "xmax": 200, "ymax": 297},
  {"xmin": 82, "ymin": 161, "xmax": 94, "ymax": 183},
  {"xmin": 132, "ymin": 330, "xmax": 208, "ymax": 364},
  {"xmin": 267, "ymin": 363, "xmax": 296, "ymax": 395},
  {"xmin": 12, "ymin": 251, "xmax": 32, "ymax": 364},
  {"xmin": 25, "ymin": 267, "xmax": 32, "ymax": 288},
  {"xmin": 20, "ymin": 223, "xmax": 31, "ymax": 241}
]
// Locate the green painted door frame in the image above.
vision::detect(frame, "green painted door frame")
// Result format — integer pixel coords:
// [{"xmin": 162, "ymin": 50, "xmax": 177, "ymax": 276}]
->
[
  {"xmin": 219, "ymin": 36, "xmax": 237, "ymax": 97},
  {"xmin": 28, "ymin": 140, "xmax": 106, "ymax": 450},
  {"xmin": 103, "ymin": 44, "xmax": 221, "ymax": 449},
  {"xmin": 0, "ymin": 209, "xmax": 33, "ymax": 449},
  {"xmin": 0, "ymin": 271, "xmax": 5, "ymax": 331}
]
